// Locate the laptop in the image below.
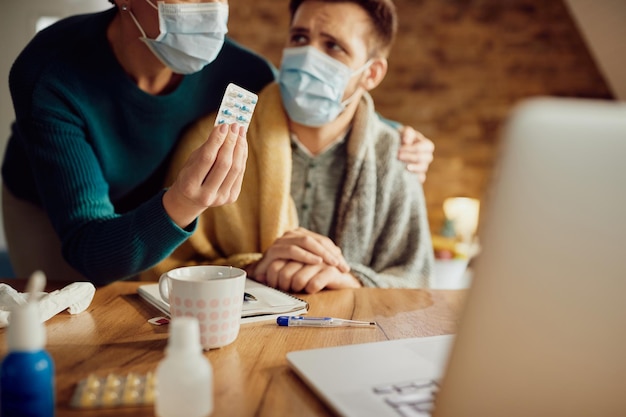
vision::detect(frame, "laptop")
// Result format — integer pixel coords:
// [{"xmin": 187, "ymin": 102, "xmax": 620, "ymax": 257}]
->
[{"xmin": 286, "ymin": 97, "xmax": 626, "ymax": 417}]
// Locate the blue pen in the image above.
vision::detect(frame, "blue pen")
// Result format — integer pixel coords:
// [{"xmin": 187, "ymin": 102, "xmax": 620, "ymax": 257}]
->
[{"xmin": 276, "ymin": 316, "xmax": 376, "ymax": 327}]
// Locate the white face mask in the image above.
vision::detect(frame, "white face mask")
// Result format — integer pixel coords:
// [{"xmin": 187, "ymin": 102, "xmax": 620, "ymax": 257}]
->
[
  {"xmin": 128, "ymin": 0, "xmax": 229, "ymax": 74},
  {"xmin": 278, "ymin": 46, "xmax": 371, "ymax": 127}
]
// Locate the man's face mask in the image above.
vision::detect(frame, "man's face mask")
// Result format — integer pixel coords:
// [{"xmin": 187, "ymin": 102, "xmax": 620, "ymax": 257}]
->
[
  {"xmin": 278, "ymin": 46, "xmax": 371, "ymax": 127},
  {"xmin": 128, "ymin": 0, "xmax": 229, "ymax": 74}
]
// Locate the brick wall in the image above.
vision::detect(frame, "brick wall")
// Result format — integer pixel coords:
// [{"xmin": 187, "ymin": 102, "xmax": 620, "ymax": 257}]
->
[{"xmin": 227, "ymin": 0, "xmax": 613, "ymax": 233}]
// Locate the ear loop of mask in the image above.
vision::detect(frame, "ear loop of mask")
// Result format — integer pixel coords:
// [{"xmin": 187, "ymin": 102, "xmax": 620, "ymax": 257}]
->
[
  {"xmin": 144, "ymin": 0, "xmax": 158, "ymax": 11},
  {"xmin": 126, "ymin": 0, "xmax": 160, "ymax": 39},
  {"xmin": 127, "ymin": 7, "xmax": 150, "ymax": 39},
  {"xmin": 341, "ymin": 59, "xmax": 374, "ymax": 107}
]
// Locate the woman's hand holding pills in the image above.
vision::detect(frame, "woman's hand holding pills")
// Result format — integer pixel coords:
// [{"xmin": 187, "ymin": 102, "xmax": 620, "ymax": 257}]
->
[{"xmin": 163, "ymin": 122, "xmax": 248, "ymax": 229}]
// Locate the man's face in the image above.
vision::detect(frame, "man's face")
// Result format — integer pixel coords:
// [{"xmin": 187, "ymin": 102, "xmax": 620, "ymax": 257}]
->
[{"xmin": 288, "ymin": 1, "xmax": 373, "ymax": 76}]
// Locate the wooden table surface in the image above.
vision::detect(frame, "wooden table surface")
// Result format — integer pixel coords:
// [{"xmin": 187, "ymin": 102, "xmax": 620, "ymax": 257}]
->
[{"xmin": 0, "ymin": 281, "xmax": 466, "ymax": 416}]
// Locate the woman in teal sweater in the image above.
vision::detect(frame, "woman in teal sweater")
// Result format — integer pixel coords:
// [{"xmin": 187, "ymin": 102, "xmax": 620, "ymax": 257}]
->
[
  {"xmin": 2, "ymin": 2, "xmax": 276, "ymax": 284},
  {"xmin": 1, "ymin": 0, "xmax": 433, "ymax": 285}
]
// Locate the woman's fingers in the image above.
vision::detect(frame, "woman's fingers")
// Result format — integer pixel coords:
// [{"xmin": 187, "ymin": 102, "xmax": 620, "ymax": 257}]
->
[
  {"xmin": 198, "ymin": 123, "xmax": 246, "ymax": 205},
  {"xmin": 397, "ymin": 126, "xmax": 434, "ymax": 182},
  {"xmin": 220, "ymin": 125, "xmax": 248, "ymax": 202},
  {"xmin": 181, "ymin": 123, "xmax": 230, "ymax": 190},
  {"xmin": 200, "ymin": 124, "xmax": 248, "ymax": 204},
  {"xmin": 163, "ymin": 123, "xmax": 247, "ymax": 228}
]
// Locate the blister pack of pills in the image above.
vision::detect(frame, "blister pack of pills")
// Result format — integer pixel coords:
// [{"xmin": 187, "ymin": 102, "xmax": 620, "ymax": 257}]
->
[
  {"xmin": 214, "ymin": 83, "xmax": 258, "ymax": 131},
  {"xmin": 70, "ymin": 372, "xmax": 156, "ymax": 409}
]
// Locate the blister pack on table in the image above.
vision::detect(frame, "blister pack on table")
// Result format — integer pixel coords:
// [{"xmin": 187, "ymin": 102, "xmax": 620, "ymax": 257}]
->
[{"xmin": 70, "ymin": 372, "xmax": 156, "ymax": 409}]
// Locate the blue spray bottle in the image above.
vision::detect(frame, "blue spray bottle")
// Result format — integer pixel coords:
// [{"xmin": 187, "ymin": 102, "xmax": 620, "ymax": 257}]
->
[{"xmin": 0, "ymin": 271, "xmax": 55, "ymax": 417}]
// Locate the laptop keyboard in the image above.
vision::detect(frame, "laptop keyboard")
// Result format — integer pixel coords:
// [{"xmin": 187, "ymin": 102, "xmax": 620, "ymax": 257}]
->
[{"xmin": 372, "ymin": 378, "xmax": 439, "ymax": 417}]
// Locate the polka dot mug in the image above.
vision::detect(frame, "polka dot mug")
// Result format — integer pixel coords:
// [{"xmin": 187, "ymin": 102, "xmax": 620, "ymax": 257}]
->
[{"xmin": 159, "ymin": 265, "xmax": 246, "ymax": 349}]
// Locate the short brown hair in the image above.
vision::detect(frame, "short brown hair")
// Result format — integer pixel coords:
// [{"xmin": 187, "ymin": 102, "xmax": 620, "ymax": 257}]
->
[{"xmin": 288, "ymin": 0, "xmax": 397, "ymax": 57}]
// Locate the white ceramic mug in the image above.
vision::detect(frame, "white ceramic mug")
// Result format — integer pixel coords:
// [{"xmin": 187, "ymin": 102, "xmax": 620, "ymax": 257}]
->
[{"xmin": 159, "ymin": 265, "xmax": 246, "ymax": 349}]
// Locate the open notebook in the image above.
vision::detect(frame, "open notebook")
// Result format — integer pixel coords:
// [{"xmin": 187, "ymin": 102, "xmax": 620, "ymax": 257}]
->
[
  {"xmin": 286, "ymin": 97, "xmax": 626, "ymax": 417},
  {"xmin": 138, "ymin": 278, "xmax": 308, "ymax": 324}
]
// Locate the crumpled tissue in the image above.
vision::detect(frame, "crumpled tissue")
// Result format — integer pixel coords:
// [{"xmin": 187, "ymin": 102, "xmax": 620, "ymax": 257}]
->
[{"xmin": 0, "ymin": 282, "xmax": 96, "ymax": 328}]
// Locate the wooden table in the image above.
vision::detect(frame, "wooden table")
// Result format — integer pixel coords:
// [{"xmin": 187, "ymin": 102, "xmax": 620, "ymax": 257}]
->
[{"xmin": 0, "ymin": 281, "xmax": 465, "ymax": 416}]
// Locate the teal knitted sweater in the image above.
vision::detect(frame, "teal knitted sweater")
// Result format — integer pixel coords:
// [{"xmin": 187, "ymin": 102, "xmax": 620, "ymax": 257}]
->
[{"xmin": 1, "ymin": 8, "xmax": 276, "ymax": 284}]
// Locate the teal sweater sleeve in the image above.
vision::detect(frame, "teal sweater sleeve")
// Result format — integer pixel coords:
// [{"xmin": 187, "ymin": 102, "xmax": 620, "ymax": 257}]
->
[{"xmin": 2, "ymin": 9, "xmax": 276, "ymax": 284}]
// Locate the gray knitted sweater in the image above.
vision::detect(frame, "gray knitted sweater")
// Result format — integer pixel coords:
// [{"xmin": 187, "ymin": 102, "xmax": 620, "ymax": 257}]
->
[{"xmin": 328, "ymin": 92, "xmax": 434, "ymax": 287}]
